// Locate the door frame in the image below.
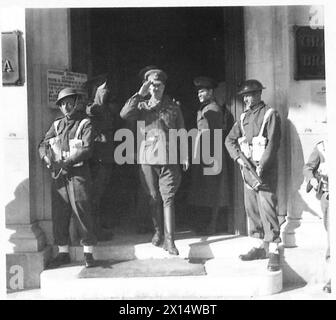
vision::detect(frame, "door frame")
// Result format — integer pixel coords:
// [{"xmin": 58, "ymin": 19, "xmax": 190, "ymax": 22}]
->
[
  {"xmin": 223, "ymin": 7, "xmax": 247, "ymax": 235},
  {"xmin": 70, "ymin": 6, "xmax": 247, "ymax": 235}
]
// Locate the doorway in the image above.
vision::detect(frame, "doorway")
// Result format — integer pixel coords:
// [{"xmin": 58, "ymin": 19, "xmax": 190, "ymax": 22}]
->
[{"xmin": 70, "ymin": 7, "xmax": 246, "ymax": 235}]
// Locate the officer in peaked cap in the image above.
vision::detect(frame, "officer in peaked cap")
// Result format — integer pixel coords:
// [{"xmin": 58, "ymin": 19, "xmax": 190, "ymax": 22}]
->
[
  {"xmin": 143, "ymin": 68, "xmax": 168, "ymax": 84},
  {"xmin": 225, "ymin": 79, "xmax": 283, "ymax": 272},
  {"xmin": 120, "ymin": 67, "xmax": 188, "ymax": 256},
  {"xmin": 188, "ymin": 76, "xmax": 231, "ymax": 235},
  {"xmin": 134, "ymin": 66, "xmax": 159, "ymax": 234}
]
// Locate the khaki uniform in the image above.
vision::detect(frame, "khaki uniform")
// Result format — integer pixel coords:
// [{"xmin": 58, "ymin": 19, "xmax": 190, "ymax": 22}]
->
[
  {"xmin": 39, "ymin": 113, "xmax": 97, "ymax": 246},
  {"xmin": 120, "ymin": 93, "xmax": 186, "ymax": 207},
  {"xmin": 225, "ymin": 101, "xmax": 282, "ymax": 243},
  {"xmin": 188, "ymin": 101, "xmax": 231, "ymax": 207},
  {"xmin": 303, "ymin": 141, "xmax": 329, "ymax": 258}
]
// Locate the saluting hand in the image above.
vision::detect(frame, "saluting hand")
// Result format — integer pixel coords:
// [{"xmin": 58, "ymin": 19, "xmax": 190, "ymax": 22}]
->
[{"xmin": 138, "ymin": 80, "xmax": 151, "ymax": 97}]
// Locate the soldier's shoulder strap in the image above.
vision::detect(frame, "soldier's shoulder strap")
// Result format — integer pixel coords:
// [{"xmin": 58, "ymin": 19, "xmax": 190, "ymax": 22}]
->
[
  {"xmin": 75, "ymin": 118, "xmax": 90, "ymax": 139},
  {"xmin": 240, "ymin": 111, "xmax": 247, "ymax": 136},
  {"xmin": 53, "ymin": 118, "xmax": 62, "ymax": 135},
  {"xmin": 258, "ymin": 107, "xmax": 275, "ymax": 137}
]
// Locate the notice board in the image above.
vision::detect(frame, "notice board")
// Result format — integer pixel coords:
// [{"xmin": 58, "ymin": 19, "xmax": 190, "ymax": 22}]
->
[
  {"xmin": 47, "ymin": 69, "xmax": 87, "ymax": 108},
  {"xmin": 295, "ymin": 26, "xmax": 325, "ymax": 80}
]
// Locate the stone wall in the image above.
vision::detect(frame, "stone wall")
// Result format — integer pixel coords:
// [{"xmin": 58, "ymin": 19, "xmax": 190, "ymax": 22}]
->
[{"xmin": 244, "ymin": 5, "xmax": 326, "ymax": 247}]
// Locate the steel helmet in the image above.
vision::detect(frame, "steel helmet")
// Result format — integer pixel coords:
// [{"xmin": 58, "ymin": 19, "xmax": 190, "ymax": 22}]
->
[
  {"xmin": 237, "ymin": 79, "xmax": 266, "ymax": 95},
  {"xmin": 56, "ymin": 87, "xmax": 80, "ymax": 105}
]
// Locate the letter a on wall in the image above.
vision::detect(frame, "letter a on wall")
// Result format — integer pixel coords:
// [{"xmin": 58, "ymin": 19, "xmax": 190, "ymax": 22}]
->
[{"xmin": 1, "ymin": 30, "xmax": 23, "ymax": 86}]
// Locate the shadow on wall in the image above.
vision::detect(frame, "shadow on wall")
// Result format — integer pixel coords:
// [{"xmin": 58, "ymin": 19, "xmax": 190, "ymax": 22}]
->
[
  {"xmin": 5, "ymin": 179, "xmax": 30, "ymax": 222},
  {"xmin": 5, "ymin": 178, "xmax": 38, "ymax": 252},
  {"xmin": 283, "ymin": 120, "xmax": 320, "ymax": 247}
]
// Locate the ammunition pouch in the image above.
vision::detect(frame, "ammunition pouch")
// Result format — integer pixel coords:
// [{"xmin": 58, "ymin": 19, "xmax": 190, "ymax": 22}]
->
[
  {"xmin": 251, "ymin": 136, "xmax": 267, "ymax": 162},
  {"xmin": 238, "ymin": 136, "xmax": 252, "ymax": 159}
]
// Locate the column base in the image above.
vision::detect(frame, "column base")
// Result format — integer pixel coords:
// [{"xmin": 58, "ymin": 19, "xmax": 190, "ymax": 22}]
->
[
  {"xmin": 6, "ymin": 246, "xmax": 52, "ymax": 290},
  {"xmin": 6, "ymin": 222, "xmax": 46, "ymax": 253}
]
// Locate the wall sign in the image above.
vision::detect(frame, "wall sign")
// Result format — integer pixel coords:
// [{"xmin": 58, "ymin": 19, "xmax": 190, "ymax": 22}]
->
[
  {"xmin": 2, "ymin": 31, "xmax": 23, "ymax": 86},
  {"xmin": 47, "ymin": 69, "xmax": 87, "ymax": 108},
  {"xmin": 295, "ymin": 26, "xmax": 325, "ymax": 80}
]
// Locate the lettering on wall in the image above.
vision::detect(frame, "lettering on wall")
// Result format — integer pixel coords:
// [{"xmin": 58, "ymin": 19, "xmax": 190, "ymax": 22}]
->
[
  {"xmin": 294, "ymin": 26, "xmax": 325, "ymax": 80},
  {"xmin": 47, "ymin": 69, "xmax": 88, "ymax": 108},
  {"xmin": 1, "ymin": 30, "xmax": 24, "ymax": 86}
]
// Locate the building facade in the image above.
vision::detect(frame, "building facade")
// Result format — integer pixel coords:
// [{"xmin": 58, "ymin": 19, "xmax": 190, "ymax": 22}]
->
[{"xmin": 1, "ymin": 5, "xmax": 327, "ymax": 289}]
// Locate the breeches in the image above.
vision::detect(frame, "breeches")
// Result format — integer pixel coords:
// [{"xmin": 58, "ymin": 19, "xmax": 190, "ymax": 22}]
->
[{"xmin": 139, "ymin": 164, "xmax": 181, "ymax": 208}]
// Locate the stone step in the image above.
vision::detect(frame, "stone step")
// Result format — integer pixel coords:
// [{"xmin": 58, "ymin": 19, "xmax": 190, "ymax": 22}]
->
[
  {"xmin": 40, "ymin": 262, "xmax": 282, "ymax": 299},
  {"xmin": 64, "ymin": 232, "xmax": 257, "ymax": 261},
  {"xmin": 42, "ymin": 234, "xmax": 283, "ymax": 299}
]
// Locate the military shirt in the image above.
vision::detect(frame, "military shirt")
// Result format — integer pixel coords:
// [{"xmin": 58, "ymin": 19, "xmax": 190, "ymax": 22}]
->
[
  {"xmin": 120, "ymin": 93, "xmax": 187, "ymax": 165},
  {"xmin": 39, "ymin": 112, "xmax": 95, "ymax": 166},
  {"xmin": 225, "ymin": 101, "xmax": 281, "ymax": 171}
]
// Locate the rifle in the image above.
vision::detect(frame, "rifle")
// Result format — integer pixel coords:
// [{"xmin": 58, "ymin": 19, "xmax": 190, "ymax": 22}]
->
[
  {"xmin": 306, "ymin": 172, "xmax": 328, "ymax": 200},
  {"xmin": 238, "ymin": 151, "xmax": 264, "ymax": 190}
]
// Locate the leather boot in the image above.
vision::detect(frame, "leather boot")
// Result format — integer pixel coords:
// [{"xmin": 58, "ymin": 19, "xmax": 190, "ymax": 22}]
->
[
  {"xmin": 163, "ymin": 205, "xmax": 179, "ymax": 255},
  {"xmin": 151, "ymin": 201, "xmax": 163, "ymax": 247}
]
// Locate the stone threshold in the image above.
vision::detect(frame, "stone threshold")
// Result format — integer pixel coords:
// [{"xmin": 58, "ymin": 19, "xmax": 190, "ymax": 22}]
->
[{"xmin": 42, "ymin": 233, "xmax": 283, "ymax": 299}]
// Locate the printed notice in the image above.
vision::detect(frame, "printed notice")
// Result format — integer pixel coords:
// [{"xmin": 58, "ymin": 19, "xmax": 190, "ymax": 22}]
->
[{"xmin": 47, "ymin": 69, "xmax": 88, "ymax": 107}]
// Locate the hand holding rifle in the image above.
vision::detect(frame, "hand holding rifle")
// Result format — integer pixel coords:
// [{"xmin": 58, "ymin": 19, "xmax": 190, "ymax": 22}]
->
[{"xmin": 238, "ymin": 151, "xmax": 264, "ymax": 190}]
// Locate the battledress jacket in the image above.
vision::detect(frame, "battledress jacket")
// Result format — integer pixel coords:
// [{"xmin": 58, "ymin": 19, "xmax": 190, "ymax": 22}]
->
[
  {"xmin": 120, "ymin": 93, "xmax": 187, "ymax": 165},
  {"xmin": 38, "ymin": 112, "xmax": 95, "ymax": 169},
  {"xmin": 225, "ymin": 101, "xmax": 281, "ymax": 188}
]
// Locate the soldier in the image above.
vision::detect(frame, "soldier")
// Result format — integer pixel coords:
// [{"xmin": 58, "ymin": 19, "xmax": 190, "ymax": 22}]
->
[
  {"xmin": 120, "ymin": 68, "xmax": 188, "ymax": 255},
  {"xmin": 39, "ymin": 87, "xmax": 97, "ymax": 268},
  {"xmin": 135, "ymin": 65, "xmax": 159, "ymax": 234},
  {"xmin": 225, "ymin": 79, "xmax": 283, "ymax": 271},
  {"xmin": 303, "ymin": 140, "xmax": 330, "ymax": 293},
  {"xmin": 86, "ymin": 76, "xmax": 117, "ymax": 241},
  {"xmin": 188, "ymin": 76, "xmax": 231, "ymax": 234}
]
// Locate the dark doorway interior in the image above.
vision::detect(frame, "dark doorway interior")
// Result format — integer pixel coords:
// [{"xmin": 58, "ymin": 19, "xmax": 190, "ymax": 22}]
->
[{"xmin": 72, "ymin": 7, "xmax": 234, "ymax": 234}]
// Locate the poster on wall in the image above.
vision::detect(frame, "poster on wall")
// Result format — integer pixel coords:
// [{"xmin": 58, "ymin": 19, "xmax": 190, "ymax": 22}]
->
[
  {"xmin": 294, "ymin": 26, "xmax": 325, "ymax": 80},
  {"xmin": 47, "ymin": 69, "xmax": 88, "ymax": 108}
]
